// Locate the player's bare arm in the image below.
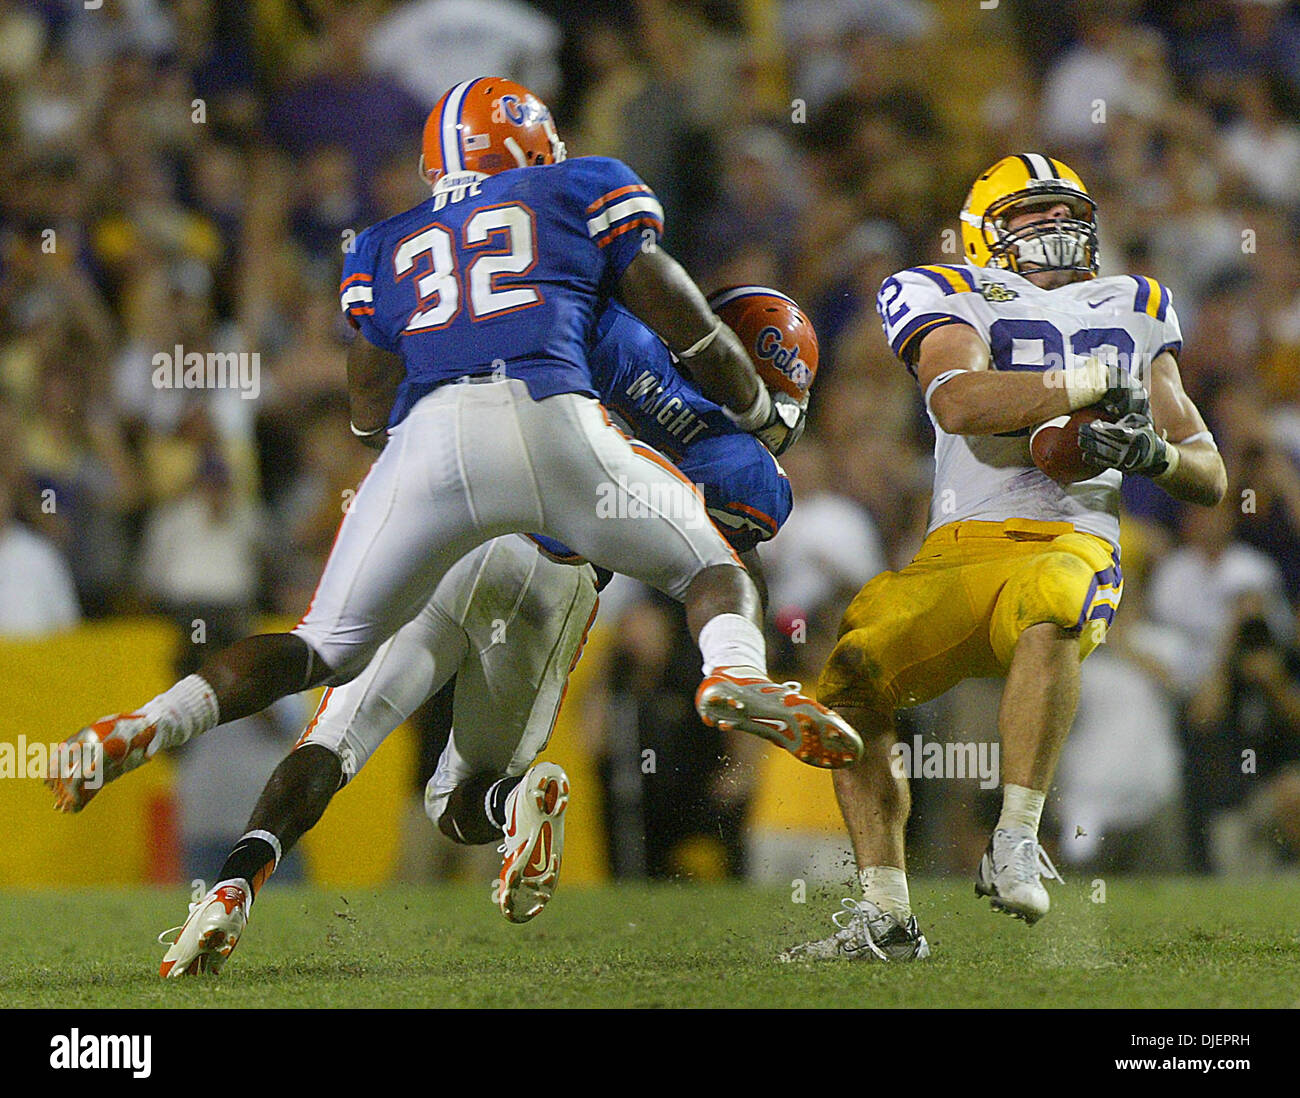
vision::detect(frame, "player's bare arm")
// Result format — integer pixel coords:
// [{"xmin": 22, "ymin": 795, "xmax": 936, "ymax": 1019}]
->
[
  {"xmin": 917, "ymin": 314, "xmax": 1143, "ymax": 438},
  {"xmin": 1145, "ymin": 351, "xmax": 1225, "ymax": 505},
  {"xmin": 918, "ymin": 324, "xmax": 1068, "ymax": 436},
  {"xmin": 615, "ymin": 247, "xmax": 761, "ymax": 414},
  {"xmin": 617, "ymin": 248, "xmax": 804, "ymax": 454},
  {"xmin": 1078, "ymin": 349, "xmax": 1225, "ymax": 506},
  {"xmin": 346, "ymin": 333, "xmax": 406, "ymax": 446}
]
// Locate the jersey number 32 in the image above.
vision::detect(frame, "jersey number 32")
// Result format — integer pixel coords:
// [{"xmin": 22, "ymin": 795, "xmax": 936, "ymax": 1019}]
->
[{"xmin": 394, "ymin": 203, "xmax": 540, "ymax": 332}]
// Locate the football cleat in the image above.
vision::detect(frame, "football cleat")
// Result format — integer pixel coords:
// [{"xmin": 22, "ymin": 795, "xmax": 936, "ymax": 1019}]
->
[
  {"xmin": 158, "ymin": 881, "xmax": 249, "ymax": 978},
  {"xmin": 975, "ymin": 827, "xmax": 1064, "ymax": 924},
  {"xmin": 695, "ymin": 670, "xmax": 864, "ymax": 769},
  {"xmin": 778, "ymin": 897, "xmax": 931, "ymax": 963},
  {"xmin": 497, "ymin": 762, "xmax": 569, "ymax": 924},
  {"xmin": 46, "ymin": 712, "xmax": 158, "ymax": 813}
]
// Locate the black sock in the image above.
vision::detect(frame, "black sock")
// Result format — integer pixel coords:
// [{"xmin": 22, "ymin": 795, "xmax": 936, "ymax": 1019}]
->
[
  {"xmin": 218, "ymin": 835, "xmax": 278, "ymax": 900},
  {"xmin": 438, "ymin": 773, "xmax": 524, "ymax": 844},
  {"xmin": 485, "ymin": 775, "xmax": 524, "ymax": 829}
]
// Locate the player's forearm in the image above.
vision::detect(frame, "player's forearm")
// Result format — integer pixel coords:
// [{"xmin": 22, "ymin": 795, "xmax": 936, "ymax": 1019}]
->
[
  {"xmin": 616, "ymin": 247, "xmax": 763, "ymax": 414},
  {"xmin": 1153, "ymin": 442, "xmax": 1226, "ymax": 506},
  {"xmin": 929, "ymin": 370, "xmax": 1074, "ymax": 437},
  {"xmin": 346, "ymin": 336, "xmax": 405, "ymax": 435}
]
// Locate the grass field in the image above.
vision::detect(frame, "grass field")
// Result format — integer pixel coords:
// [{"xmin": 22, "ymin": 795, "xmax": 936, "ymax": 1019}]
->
[{"xmin": 2, "ymin": 878, "xmax": 1298, "ymax": 1009}]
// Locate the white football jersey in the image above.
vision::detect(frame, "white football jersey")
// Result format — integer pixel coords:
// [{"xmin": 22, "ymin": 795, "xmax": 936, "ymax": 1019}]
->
[{"xmin": 877, "ymin": 262, "xmax": 1183, "ymax": 547}]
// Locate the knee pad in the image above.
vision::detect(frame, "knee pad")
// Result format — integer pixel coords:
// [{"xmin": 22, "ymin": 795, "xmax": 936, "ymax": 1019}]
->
[
  {"xmin": 818, "ymin": 623, "xmax": 896, "ymax": 719},
  {"xmin": 989, "ymin": 543, "xmax": 1105, "ymax": 668}
]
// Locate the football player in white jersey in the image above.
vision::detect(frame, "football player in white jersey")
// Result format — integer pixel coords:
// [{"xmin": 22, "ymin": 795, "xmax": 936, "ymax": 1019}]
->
[{"xmin": 781, "ymin": 153, "xmax": 1226, "ymax": 962}]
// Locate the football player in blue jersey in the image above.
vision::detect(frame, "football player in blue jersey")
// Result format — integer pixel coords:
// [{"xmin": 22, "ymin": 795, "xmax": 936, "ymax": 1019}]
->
[
  {"xmin": 44, "ymin": 76, "xmax": 857, "ymax": 972},
  {"xmin": 151, "ymin": 286, "xmax": 817, "ymax": 976}
]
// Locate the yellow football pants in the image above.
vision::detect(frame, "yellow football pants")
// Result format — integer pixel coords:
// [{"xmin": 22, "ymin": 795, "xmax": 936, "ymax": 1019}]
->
[{"xmin": 817, "ymin": 518, "xmax": 1122, "ymax": 716}]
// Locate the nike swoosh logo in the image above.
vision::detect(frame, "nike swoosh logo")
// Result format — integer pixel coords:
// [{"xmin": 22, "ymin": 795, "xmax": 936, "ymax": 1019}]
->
[
  {"xmin": 526, "ymin": 822, "xmax": 553, "ymax": 877},
  {"xmin": 1087, "ymin": 297, "xmax": 1120, "ymax": 309}
]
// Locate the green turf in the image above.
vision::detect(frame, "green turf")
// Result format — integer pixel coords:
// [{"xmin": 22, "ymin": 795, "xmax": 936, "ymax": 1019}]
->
[{"xmin": 1, "ymin": 878, "xmax": 1298, "ymax": 1008}]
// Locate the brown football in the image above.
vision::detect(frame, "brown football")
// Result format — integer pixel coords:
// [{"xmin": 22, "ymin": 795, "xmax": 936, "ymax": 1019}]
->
[{"xmin": 1030, "ymin": 407, "xmax": 1108, "ymax": 484}]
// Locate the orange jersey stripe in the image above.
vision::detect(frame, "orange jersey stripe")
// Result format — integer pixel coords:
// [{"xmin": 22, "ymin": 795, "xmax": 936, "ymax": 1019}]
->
[
  {"xmin": 545, "ymin": 595, "xmax": 601, "ymax": 742},
  {"xmin": 724, "ymin": 500, "xmax": 778, "ymax": 534},
  {"xmin": 585, "ymin": 183, "xmax": 652, "ymax": 214},
  {"xmin": 595, "ymin": 216, "xmax": 662, "ymax": 248},
  {"xmin": 628, "ymin": 442, "xmax": 743, "ymax": 566}
]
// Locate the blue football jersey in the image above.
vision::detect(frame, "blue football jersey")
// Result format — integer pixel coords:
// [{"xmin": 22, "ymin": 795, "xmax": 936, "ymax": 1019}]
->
[
  {"xmin": 587, "ymin": 303, "xmax": 733, "ymax": 461},
  {"xmin": 532, "ymin": 303, "xmax": 792, "ymax": 557},
  {"xmin": 340, "ymin": 157, "xmax": 664, "ymax": 423}
]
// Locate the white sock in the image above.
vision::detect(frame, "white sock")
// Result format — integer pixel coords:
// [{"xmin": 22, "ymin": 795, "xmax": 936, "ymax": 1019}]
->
[
  {"xmin": 997, "ymin": 783, "xmax": 1046, "ymax": 834},
  {"xmin": 698, "ymin": 613, "xmax": 767, "ymax": 677},
  {"xmin": 860, "ymin": 865, "xmax": 911, "ymax": 923},
  {"xmin": 141, "ymin": 674, "xmax": 220, "ymax": 751}
]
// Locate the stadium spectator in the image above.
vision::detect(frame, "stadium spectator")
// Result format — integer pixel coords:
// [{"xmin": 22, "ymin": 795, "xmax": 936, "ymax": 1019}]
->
[
  {"xmin": 0, "ymin": 465, "xmax": 80, "ymax": 637},
  {"xmin": 263, "ymin": 5, "xmax": 425, "ymax": 207},
  {"xmin": 365, "ymin": 0, "xmax": 562, "ymax": 107},
  {"xmin": 1148, "ymin": 503, "xmax": 1290, "ymax": 693},
  {"xmin": 1186, "ymin": 593, "xmax": 1300, "ymax": 872},
  {"xmin": 1055, "ymin": 576, "xmax": 1187, "ymax": 872},
  {"xmin": 136, "ymin": 451, "xmax": 264, "ymax": 618}
]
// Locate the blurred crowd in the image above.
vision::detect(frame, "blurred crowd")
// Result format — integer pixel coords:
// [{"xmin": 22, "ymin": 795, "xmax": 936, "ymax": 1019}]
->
[{"xmin": 3, "ymin": 0, "xmax": 1299, "ymax": 879}]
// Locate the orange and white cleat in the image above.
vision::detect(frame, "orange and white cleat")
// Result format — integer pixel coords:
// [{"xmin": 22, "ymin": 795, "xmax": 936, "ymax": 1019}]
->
[
  {"xmin": 695, "ymin": 669, "xmax": 864, "ymax": 769},
  {"xmin": 158, "ymin": 881, "xmax": 250, "ymax": 978},
  {"xmin": 497, "ymin": 762, "xmax": 569, "ymax": 924},
  {"xmin": 46, "ymin": 712, "xmax": 159, "ymax": 813}
]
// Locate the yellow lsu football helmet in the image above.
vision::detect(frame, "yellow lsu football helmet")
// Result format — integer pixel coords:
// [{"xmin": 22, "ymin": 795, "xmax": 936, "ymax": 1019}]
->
[{"xmin": 960, "ymin": 153, "xmax": 1098, "ymax": 277}]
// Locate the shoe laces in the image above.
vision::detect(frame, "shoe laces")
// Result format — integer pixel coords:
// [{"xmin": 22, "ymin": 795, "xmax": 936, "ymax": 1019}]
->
[
  {"xmin": 156, "ymin": 885, "xmax": 248, "ymax": 946},
  {"xmin": 829, "ymin": 898, "xmax": 890, "ymax": 960},
  {"xmin": 1006, "ymin": 833, "xmax": 1064, "ymax": 886},
  {"xmin": 157, "ymin": 899, "xmax": 202, "ymax": 947}
]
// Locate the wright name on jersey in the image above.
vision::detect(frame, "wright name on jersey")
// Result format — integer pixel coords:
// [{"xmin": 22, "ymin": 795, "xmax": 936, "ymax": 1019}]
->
[{"xmin": 878, "ymin": 262, "xmax": 1182, "ymax": 548}]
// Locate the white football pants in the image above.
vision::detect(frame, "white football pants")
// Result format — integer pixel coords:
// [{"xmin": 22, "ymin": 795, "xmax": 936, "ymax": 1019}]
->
[
  {"xmin": 292, "ymin": 378, "xmax": 738, "ymax": 682},
  {"xmin": 296, "ymin": 533, "xmax": 598, "ymax": 822}
]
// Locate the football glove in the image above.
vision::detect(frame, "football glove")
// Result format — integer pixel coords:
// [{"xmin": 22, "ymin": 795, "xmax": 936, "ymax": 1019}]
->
[
  {"xmin": 754, "ymin": 391, "xmax": 806, "ymax": 456},
  {"xmin": 1097, "ymin": 369, "xmax": 1150, "ymax": 421},
  {"xmin": 1079, "ymin": 413, "xmax": 1172, "ymax": 475}
]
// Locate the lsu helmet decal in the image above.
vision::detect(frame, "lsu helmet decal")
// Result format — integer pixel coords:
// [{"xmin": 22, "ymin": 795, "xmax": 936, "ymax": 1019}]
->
[
  {"xmin": 708, "ymin": 285, "xmax": 819, "ymax": 401},
  {"xmin": 960, "ymin": 153, "xmax": 1098, "ymax": 277},
  {"xmin": 421, "ymin": 77, "xmax": 566, "ymax": 186}
]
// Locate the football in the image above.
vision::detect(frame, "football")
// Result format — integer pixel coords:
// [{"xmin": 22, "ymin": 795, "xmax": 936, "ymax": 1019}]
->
[{"xmin": 1029, "ymin": 407, "xmax": 1108, "ymax": 484}]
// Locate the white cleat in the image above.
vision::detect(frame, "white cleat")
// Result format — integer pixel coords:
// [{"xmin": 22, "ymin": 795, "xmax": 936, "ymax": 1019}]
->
[
  {"xmin": 497, "ymin": 762, "xmax": 569, "ymax": 924},
  {"xmin": 975, "ymin": 828, "xmax": 1063, "ymax": 925},
  {"xmin": 695, "ymin": 669, "xmax": 864, "ymax": 769},
  {"xmin": 46, "ymin": 712, "xmax": 159, "ymax": 813},
  {"xmin": 158, "ymin": 880, "xmax": 250, "ymax": 977},
  {"xmin": 779, "ymin": 897, "xmax": 931, "ymax": 962}
]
